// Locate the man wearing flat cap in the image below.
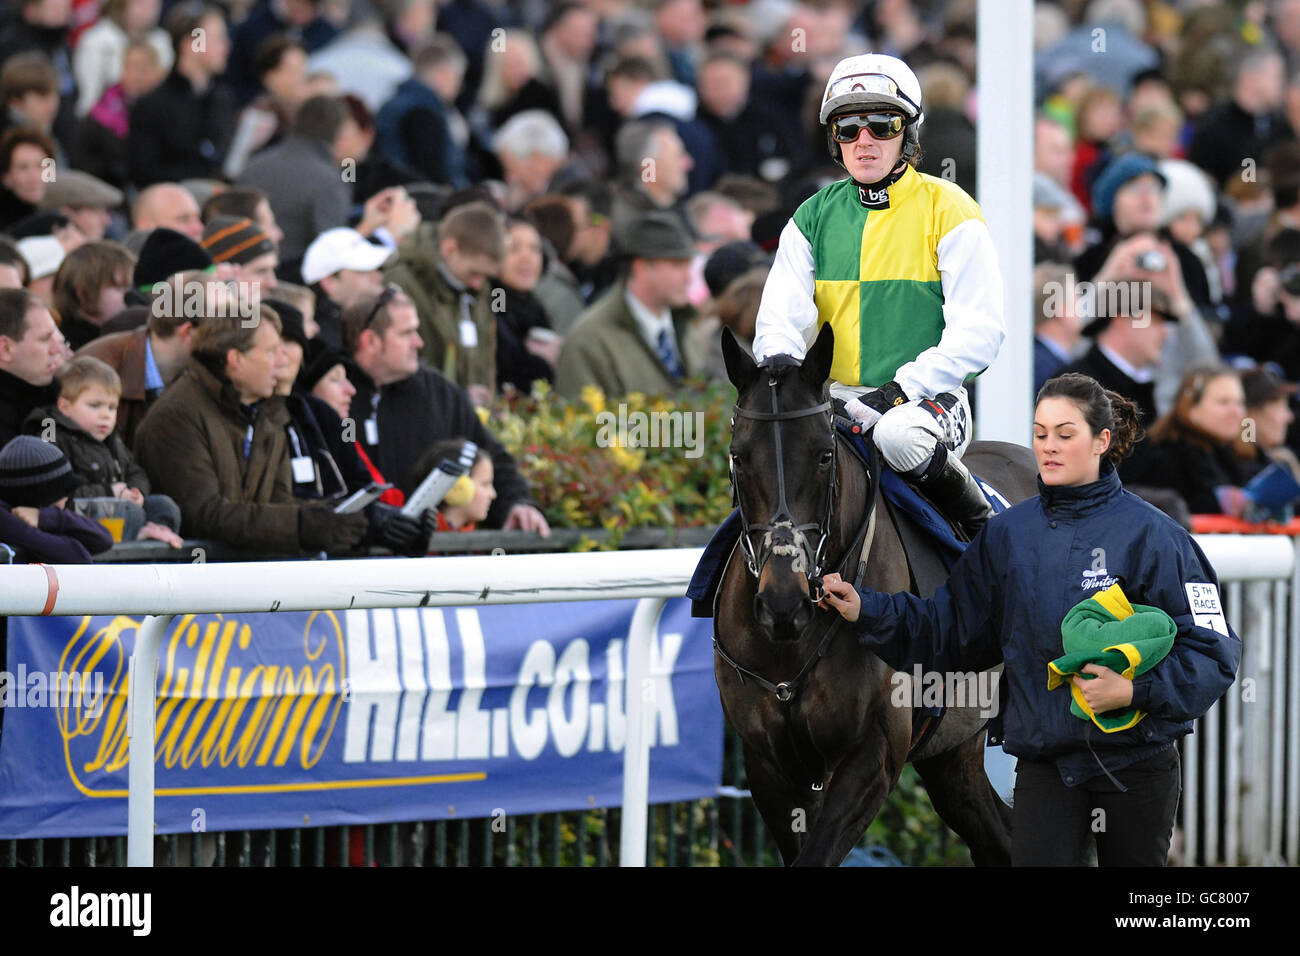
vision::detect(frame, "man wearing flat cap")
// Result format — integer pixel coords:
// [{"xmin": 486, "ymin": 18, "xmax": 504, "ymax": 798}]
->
[
  {"xmin": 555, "ymin": 210, "xmax": 697, "ymax": 398},
  {"xmin": 1060, "ymin": 280, "xmax": 1178, "ymax": 428},
  {"xmin": 39, "ymin": 170, "xmax": 123, "ymax": 242}
]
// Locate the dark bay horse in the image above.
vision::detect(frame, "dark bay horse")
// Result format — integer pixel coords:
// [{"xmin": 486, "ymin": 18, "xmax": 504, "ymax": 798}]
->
[{"xmin": 713, "ymin": 324, "xmax": 1038, "ymax": 866}]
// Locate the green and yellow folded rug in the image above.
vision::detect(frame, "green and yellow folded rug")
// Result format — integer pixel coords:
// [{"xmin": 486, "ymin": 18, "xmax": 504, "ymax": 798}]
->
[{"xmin": 1047, "ymin": 583, "xmax": 1176, "ymax": 733}]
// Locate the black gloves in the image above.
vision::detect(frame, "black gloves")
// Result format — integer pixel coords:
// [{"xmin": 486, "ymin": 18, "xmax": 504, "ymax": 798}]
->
[
  {"xmin": 365, "ymin": 502, "xmax": 434, "ymax": 557},
  {"xmin": 298, "ymin": 502, "xmax": 368, "ymax": 553},
  {"xmin": 845, "ymin": 381, "xmax": 910, "ymax": 430}
]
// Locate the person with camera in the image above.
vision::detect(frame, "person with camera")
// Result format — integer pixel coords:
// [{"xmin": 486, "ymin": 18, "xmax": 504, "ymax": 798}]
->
[
  {"xmin": 1074, "ymin": 153, "xmax": 1213, "ymax": 313},
  {"xmin": 1082, "ymin": 219, "xmax": 1219, "ymax": 416}
]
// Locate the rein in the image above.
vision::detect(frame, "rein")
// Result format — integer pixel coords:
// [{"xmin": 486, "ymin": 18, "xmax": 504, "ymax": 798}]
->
[{"xmin": 713, "ymin": 491, "xmax": 876, "ymax": 702}]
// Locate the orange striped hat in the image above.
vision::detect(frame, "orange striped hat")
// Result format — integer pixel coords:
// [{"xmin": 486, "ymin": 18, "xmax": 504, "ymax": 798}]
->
[{"xmin": 200, "ymin": 216, "xmax": 275, "ymax": 265}]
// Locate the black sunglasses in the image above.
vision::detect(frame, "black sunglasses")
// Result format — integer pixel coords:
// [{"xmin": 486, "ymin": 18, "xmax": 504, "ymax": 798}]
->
[
  {"xmin": 362, "ymin": 284, "xmax": 401, "ymax": 331},
  {"xmin": 831, "ymin": 112, "xmax": 907, "ymax": 143}
]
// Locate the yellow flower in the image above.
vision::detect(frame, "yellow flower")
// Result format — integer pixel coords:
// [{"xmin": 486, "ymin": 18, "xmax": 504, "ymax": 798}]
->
[
  {"xmin": 610, "ymin": 444, "xmax": 644, "ymax": 471},
  {"xmin": 476, "ymin": 405, "xmax": 490, "ymax": 426},
  {"xmin": 581, "ymin": 385, "xmax": 606, "ymax": 415}
]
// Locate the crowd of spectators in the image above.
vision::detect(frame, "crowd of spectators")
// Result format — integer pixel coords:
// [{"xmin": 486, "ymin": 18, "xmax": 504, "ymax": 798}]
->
[
  {"xmin": 1026, "ymin": 0, "xmax": 1300, "ymax": 520},
  {"xmin": 5, "ymin": 0, "xmax": 1300, "ymax": 569}
]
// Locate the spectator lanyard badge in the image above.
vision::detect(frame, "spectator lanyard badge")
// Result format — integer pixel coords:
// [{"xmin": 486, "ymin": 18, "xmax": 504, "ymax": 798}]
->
[
  {"xmin": 287, "ymin": 427, "xmax": 316, "ymax": 485},
  {"xmin": 459, "ymin": 293, "xmax": 478, "ymax": 348},
  {"xmin": 365, "ymin": 393, "xmax": 380, "ymax": 446}
]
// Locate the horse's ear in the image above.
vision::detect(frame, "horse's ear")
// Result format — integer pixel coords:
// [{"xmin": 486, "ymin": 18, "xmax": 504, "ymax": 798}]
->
[
  {"xmin": 721, "ymin": 326, "xmax": 758, "ymax": 393},
  {"xmin": 800, "ymin": 323, "xmax": 835, "ymax": 390}
]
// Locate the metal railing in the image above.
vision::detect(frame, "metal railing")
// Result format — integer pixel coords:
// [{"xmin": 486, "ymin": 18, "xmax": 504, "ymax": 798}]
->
[
  {"xmin": 2, "ymin": 534, "xmax": 1295, "ymax": 866},
  {"xmin": 1180, "ymin": 536, "xmax": 1299, "ymax": 866}
]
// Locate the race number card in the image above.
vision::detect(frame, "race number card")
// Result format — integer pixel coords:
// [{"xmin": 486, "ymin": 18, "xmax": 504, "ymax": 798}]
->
[{"xmin": 1185, "ymin": 583, "xmax": 1229, "ymax": 635}]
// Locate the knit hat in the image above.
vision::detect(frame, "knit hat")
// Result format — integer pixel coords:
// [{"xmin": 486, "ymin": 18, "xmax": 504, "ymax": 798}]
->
[
  {"xmin": 133, "ymin": 228, "xmax": 213, "ymax": 289},
  {"xmin": 17, "ymin": 235, "xmax": 65, "ymax": 280},
  {"xmin": 1157, "ymin": 159, "xmax": 1215, "ymax": 229},
  {"xmin": 1091, "ymin": 153, "xmax": 1167, "ymax": 220},
  {"xmin": 296, "ymin": 336, "xmax": 350, "ymax": 393},
  {"xmin": 266, "ymin": 298, "xmax": 307, "ymax": 350},
  {"xmin": 0, "ymin": 436, "xmax": 82, "ymax": 508},
  {"xmin": 201, "ymin": 216, "xmax": 275, "ymax": 265}
]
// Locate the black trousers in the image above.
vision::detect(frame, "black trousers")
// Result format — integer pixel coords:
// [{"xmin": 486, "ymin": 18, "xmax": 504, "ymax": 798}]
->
[{"xmin": 1011, "ymin": 745, "xmax": 1181, "ymax": 866}]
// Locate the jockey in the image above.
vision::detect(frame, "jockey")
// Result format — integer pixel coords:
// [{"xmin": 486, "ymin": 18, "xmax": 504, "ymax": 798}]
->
[{"xmin": 752, "ymin": 53, "xmax": 1005, "ymax": 538}]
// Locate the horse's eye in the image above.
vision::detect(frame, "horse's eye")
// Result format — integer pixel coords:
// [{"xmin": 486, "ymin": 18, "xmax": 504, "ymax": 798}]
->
[{"xmin": 819, "ymin": 450, "xmax": 834, "ymax": 468}]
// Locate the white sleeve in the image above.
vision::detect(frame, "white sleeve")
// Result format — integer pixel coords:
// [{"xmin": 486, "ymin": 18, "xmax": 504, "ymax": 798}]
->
[
  {"xmin": 894, "ymin": 217, "xmax": 1005, "ymax": 399},
  {"xmin": 752, "ymin": 219, "xmax": 818, "ymax": 362},
  {"xmin": 73, "ymin": 31, "xmax": 112, "ymax": 117}
]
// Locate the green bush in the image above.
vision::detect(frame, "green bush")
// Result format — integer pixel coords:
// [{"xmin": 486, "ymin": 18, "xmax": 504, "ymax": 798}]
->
[{"xmin": 488, "ymin": 381, "xmax": 736, "ymax": 546}]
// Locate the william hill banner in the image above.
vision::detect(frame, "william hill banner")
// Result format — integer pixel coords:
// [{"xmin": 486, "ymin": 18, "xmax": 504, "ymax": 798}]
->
[{"xmin": 0, "ymin": 599, "xmax": 722, "ymax": 837}]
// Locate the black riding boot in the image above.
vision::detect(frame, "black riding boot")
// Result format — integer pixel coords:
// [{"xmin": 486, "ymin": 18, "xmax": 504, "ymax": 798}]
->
[{"xmin": 905, "ymin": 443, "xmax": 993, "ymax": 541}]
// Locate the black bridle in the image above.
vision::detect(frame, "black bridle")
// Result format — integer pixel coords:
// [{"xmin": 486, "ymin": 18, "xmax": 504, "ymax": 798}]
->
[
  {"xmin": 730, "ymin": 366, "xmax": 836, "ymax": 588},
  {"xmin": 717, "ymin": 363, "xmax": 879, "ymax": 708}
]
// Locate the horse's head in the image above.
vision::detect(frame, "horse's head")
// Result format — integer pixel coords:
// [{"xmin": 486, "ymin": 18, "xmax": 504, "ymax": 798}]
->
[{"xmin": 724, "ymin": 323, "xmax": 837, "ymax": 642}]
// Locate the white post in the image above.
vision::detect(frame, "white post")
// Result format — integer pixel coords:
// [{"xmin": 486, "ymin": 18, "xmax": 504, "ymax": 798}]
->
[
  {"xmin": 620, "ymin": 597, "xmax": 664, "ymax": 867},
  {"xmin": 1238, "ymin": 581, "xmax": 1270, "ymax": 865},
  {"xmin": 127, "ymin": 613, "xmax": 172, "ymax": 867},
  {"xmin": 976, "ymin": 0, "xmax": 1034, "ymax": 444}
]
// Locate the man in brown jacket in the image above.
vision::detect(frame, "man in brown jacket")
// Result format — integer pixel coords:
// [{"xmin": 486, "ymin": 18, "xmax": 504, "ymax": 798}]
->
[{"xmin": 133, "ymin": 304, "xmax": 426, "ymax": 555}]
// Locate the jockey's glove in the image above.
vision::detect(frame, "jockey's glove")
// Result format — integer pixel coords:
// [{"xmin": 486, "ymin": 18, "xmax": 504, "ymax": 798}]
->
[{"xmin": 844, "ymin": 381, "xmax": 909, "ymax": 431}]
